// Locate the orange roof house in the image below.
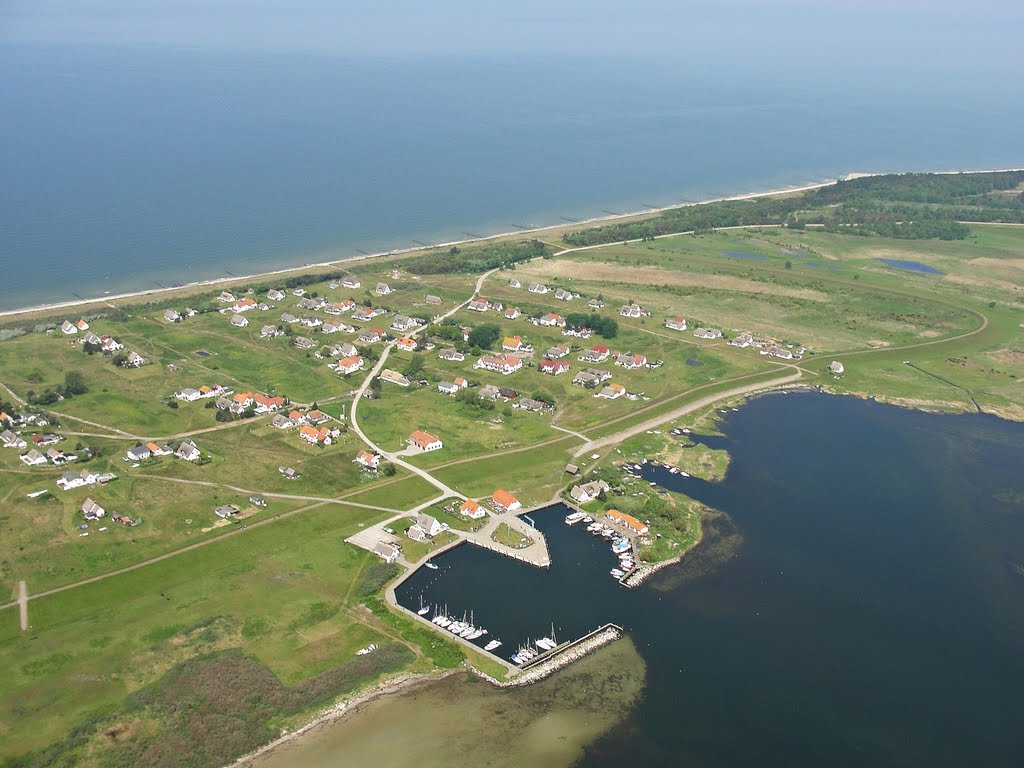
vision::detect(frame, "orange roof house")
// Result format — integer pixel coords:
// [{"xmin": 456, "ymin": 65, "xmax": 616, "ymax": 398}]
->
[
  {"xmin": 407, "ymin": 430, "xmax": 442, "ymax": 451},
  {"xmin": 459, "ymin": 499, "xmax": 488, "ymax": 519},
  {"xmin": 491, "ymin": 489, "xmax": 522, "ymax": 512},
  {"xmin": 605, "ymin": 509, "xmax": 649, "ymax": 535}
]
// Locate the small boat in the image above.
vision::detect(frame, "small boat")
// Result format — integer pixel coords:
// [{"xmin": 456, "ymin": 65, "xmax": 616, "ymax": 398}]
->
[
  {"xmin": 610, "ymin": 568, "xmax": 625, "ymax": 578},
  {"xmin": 467, "ymin": 628, "xmax": 485, "ymax": 640},
  {"xmin": 424, "ymin": 562, "xmax": 438, "ymax": 570},
  {"xmin": 564, "ymin": 511, "xmax": 586, "ymax": 525},
  {"xmin": 417, "ymin": 595, "xmax": 430, "ymax": 616},
  {"xmin": 484, "ymin": 639, "xmax": 502, "ymax": 651},
  {"xmin": 679, "ymin": 471, "xmax": 690, "ymax": 478},
  {"xmin": 536, "ymin": 638, "xmax": 555, "ymax": 651}
]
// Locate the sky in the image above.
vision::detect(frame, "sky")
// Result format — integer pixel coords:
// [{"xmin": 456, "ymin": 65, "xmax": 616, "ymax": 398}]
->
[{"xmin": 2, "ymin": 0, "xmax": 1023, "ymax": 86}]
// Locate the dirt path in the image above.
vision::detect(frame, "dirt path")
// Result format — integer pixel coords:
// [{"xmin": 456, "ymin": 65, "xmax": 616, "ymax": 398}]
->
[{"xmin": 18, "ymin": 580, "xmax": 27, "ymax": 631}]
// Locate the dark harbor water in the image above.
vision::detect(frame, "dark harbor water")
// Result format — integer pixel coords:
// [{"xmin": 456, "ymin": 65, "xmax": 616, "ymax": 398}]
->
[{"xmin": 397, "ymin": 392, "xmax": 1024, "ymax": 767}]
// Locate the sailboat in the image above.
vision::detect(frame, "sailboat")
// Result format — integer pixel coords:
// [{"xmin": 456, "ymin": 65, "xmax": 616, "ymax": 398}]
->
[
  {"xmin": 417, "ymin": 594, "xmax": 430, "ymax": 616},
  {"xmin": 484, "ymin": 639, "xmax": 502, "ymax": 651}
]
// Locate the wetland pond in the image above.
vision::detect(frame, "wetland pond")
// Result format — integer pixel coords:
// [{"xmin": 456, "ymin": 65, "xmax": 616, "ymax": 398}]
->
[{"xmin": 263, "ymin": 392, "xmax": 1024, "ymax": 767}]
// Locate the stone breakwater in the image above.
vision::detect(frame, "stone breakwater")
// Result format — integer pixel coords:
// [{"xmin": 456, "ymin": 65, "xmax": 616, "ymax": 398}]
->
[
  {"xmin": 620, "ymin": 556, "xmax": 680, "ymax": 588},
  {"xmin": 467, "ymin": 624, "xmax": 624, "ymax": 687}
]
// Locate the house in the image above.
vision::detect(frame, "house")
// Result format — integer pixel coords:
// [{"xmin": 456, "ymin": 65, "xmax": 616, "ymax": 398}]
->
[
  {"xmin": 616, "ymin": 352, "xmax": 647, "ymax": 369},
  {"xmin": 392, "ymin": 314, "xmax": 417, "ymax": 332},
  {"xmin": 538, "ymin": 312, "xmax": 565, "ymax": 327},
  {"xmin": 61, "ymin": 320, "xmax": 78, "ymax": 335},
  {"xmin": 321, "ymin": 319, "xmax": 346, "ymax": 334},
  {"xmin": 474, "ymin": 354, "xmax": 522, "ymax": 375},
  {"xmin": 570, "ymin": 479, "xmax": 610, "ymax": 504},
  {"xmin": 46, "ymin": 447, "xmax": 71, "ymax": 464},
  {"xmin": 358, "ymin": 328, "xmax": 386, "ymax": 344},
  {"xmin": 562, "ymin": 326, "xmax": 591, "ymax": 339},
  {"xmin": 460, "ymin": 499, "xmax": 488, "ymax": 519},
  {"xmin": 147, "ymin": 442, "xmax": 171, "ymax": 456},
  {"xmin": 218, "ymin": 291, "xmax": 236, "ymax": 302},
  {"xmin": 728, "ymin": 333, "xmax": 754, "ymax": 348},
  {"xmin": 231, "ymin": 297, "xmax": 257, "ymax": 313},
  {"xmin": 606, "ymin": 508, "xmax": 649, "ymax": 535},
  {"xmin": 292, "ymin": 289, "xmax": 306, "ymax": 297},
  {"xmin": 336, "ymin": 355, "xmax": 365, "ymax": 375},
  {"xmin": 299, "ymin": 425, "xmax": 332, "ymax": 445},
  {"xmin": 467, "ymin": 298, "xmax": 490, "ymax": 312},
  {"xmin": 665, "ymin": 316, "xmax": 688, "ymax": 331},
  {"xmin": 372, "ymin": 541, "xmax": 400, "ymax": 563},
  {"xmin": 579, "ymin": 344, "xmax": 610, "ymax": 363},
  {"xmin": 252, "ymin": 394, "xmax": 285, "ymax": 413},
  {"xmin": 352, "ymin": 307, "xmax": 375, "ymax": 323},
  {"xmin": 342, "ymin": 277, "xmax": 361, "ymax": 289},
  {"xmin": 250, "ymin": 494, "xmax": 268, "ymax": 507},
  {"xmin": 565, "ymin": 463, "xmax": 580, "ymax": 475},
  {"xmin": 554, "ymin": 288, "xmax": 573, "ymax": 301},
  {"xmin": 396, "ymin": 337, "xmax": 417, "ymax": 352},
  {"xmin": 76, "ymin": 319, "xmax": 90, "ymax": 331},
  {"xmin": 479, "ymin": 384, "xmax": 500, "ymax": 401},
  {"xmin": 261, "ymin": 325, "xmax": 283, "ymax": 338},
  {"xmin": 545, "ymin": 343, "xmax": 570, "ymax": 359},
  {"xmin": 406, "ymin": 524, "xmax": 428, "ymax": 542},
  {"xmin": 763, "ymin": 345, "xmax": 794, "ymax": 360},
  {"xmin": 438, "ymin": 381, "xmax": 459, "ymax": 395},
  {"xmin": 125, "ymin": 351, "xmax": 146, "ymax": 367},
  {"xmin": 379, "ymin": 369, "xmax": 411, "ymax": 387},
  {"xmin": 230, "ymin": 314, "xmax": 249, "ymax": 328},
  {"xmin": 408, "ymin": 430, "xmax": 443, "ymax": 451},
  {"xmin": 329, "ymin": 299, "xmax": 356, "ymax": 314},
  {"xmin": 293, "ymin": 336, "xmax": 315, "ymax": 349},
  {"xmin": 270, "ymin": 414, "xmax": 295, "ymax": 429},
  {"xmin": 333, "ymin": 342, "xmax": 359, "ymax": 358},
  {"xmin": 830, "ymin": 361, "xmax": 845, "ymax": 374},
  {"xmin": 587, "ymin": 299, "xmax": 605, "ymax": 310},
  {"xmin": 694, "ymin": 328, "xmax": 723, "ymax": 340},
  {"xmin": 539, "ymin": 359, "xmax": 570, "ymax": 376},
  {"xmin": 620, "ymin": 304, "xmax": 645, "ymax": 318},
  {"xmin": 297, "ymin": 297, "xmax": 324, "ymax": 311},
  {"xmin": 508, "ymin": 279, "xmax": 522, "ymax": 289},
  {"xmin": 298, "ymin": 316, "xmax": 322, "ymax": 328},
  {"xmin": 417, "ymin": 514, "xmax": 443, "ymax": 537},
  {"xmin": 80, "ymin": 331, "xmax": 101, "ymax": 346},
  {"xmin": 81, "ymin": 497, "xmax": 106, "ymax": 520},
  {"xmin": 425, "ymin": 294, "xmax": 442, "ymax": 305},
  {"xmin": 278, "ymin": 466, "xmax": 301, "ymax": 480},
  {"xmin": 438, "ymin": 348, "xmax": 465, "ymax": 362},
  {"xmin": 596, "ymin": 383, "xmax": 626, "ymax": 400},
  {"xmin": 100, "ymin": 336, "xmax": 123, "ymax": 353},
  {"xmin": 58, "ymin": 469, "xmax": 97, "ymax": 490},
  {"xmin": 164, "ymin": 309, "xmax": 182, "ymax": 323},
  {"xmin": 528, "ymin": 282, "xmax": 549, "ymax": 294},
  {"xmin": 267, "ymin": 289, "xmax": 286, "ymax": 301},
  {"xmin": 572, "ymin": 371, "xmax": 601, "ymax": 389},
  {"xmin": 504, "ymin": 307, "xmax": 521, "ymax": 320},
  {"xmin": 498, "ymin": 387, "xmax": 519, "ymax": 400},
  {"xmin": 176, "ymin": 390, "xmax": 202, "ymax": 406},
  {"xmin": 502, "ymin": 336, "xmax": 523, "ymax": 352},
  {"xmin": 1, "ymin": 429, "xmax": 26, "ymax": 449},
  {"xmin": 20, "ymin": 449, "xmax": 48, "ymax": 466},
  {"xmin": 124, "ymin": 444, "xmax": 151, "ymax": 462},
  {"xmin": 355, "ymin": 450, "xmax": 381, "ymax": 470},
  {"xmin": 215, "ymin": 504, "xmax": 240, "ymax": 519},
  {"xmin": 516, "ymin": 397, "xmax": 546, "ymax": 412},
  {"xmin": 306, "ymin": 409, "xmax": 329, "ymax": 425},
  {"xmin": 280, "ymin": 312, "xmax": 300, "ymax": 324},
  {"xmin": 491, "ymin": 489, "xmax": 522, "ymax": 513},
  {"xmin": 176, "ymin": 440, "xmax": 201, "ymax": 461},
  {"xmin": 375, "ymin": 282, "xmax": 393, "ymax": 295}
]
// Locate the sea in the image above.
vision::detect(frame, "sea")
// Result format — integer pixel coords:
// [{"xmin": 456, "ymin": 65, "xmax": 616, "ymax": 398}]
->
[
  {"xmin": 383, "ymin": 392, "xmax": 1024, "ymax": 768},
  {"xmin": 2, "ymin": 43, "xmax": 1024, "ymax": 311}
]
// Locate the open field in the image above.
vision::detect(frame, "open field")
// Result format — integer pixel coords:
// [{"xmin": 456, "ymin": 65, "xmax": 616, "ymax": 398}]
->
[{"xmin": 1, "ymin": 174, "xmax": 1023, "ymax": 766}]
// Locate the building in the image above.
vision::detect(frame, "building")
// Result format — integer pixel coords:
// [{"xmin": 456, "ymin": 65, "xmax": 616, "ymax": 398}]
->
[
  {"xmin": 587, "ymin": 299, "xmax": 604, "ymax": 310},
  {"xmin": 467, "ymin": 298, "xmax": 490, "ymax": 312},
  {"xmin": 572, "ymin": 371, "xmax": 601, "ymax": 389},
  {"xmin": 125, "ymin": 351, "xmax": 146, "ymax": 368},
  {"xmin": 267, "ymin": 289, "xmax": 286, "ymax": 301},
  {"xmin": 300, "ymin": 425, "xmax": 332, "ymax": 445},
  {"xmin": 406, "ymin": 524, "xmax": 428, "ymax": 542},
  {"xmin": 620, "ymin": 304, "xmax": 645, "ymax": 319},
  {"xmin": 596, "ymin": 383, "xmax": 626, "ymax": 400},
  {"xmin": 665, "ymin": 316, "xmax": 688, "ymax": 331},
  {"xmin": 372, "ymin": 541, "xmax": 400, "ymax": 563},
  {"xmin": 538, "ymin": 312, "xmax": 565, "ymax": 327},
  {"xmin": 375, "ymin": 282, "xmax": 393, "ymax": 295},
  {"xmin": 508, "ymin": 279, "xmax": 522, "ymax": 289},
  {"xmin": 425, "ymin": 294, "xmax": 442, "ymax": 305},
  {"xmin": 215, "ymin": 504, "xmax": 240, "ymax": 519},
  {"xmin": 504, "ymin": 307, "xmax": 521, "ymax": 320},
  {"xmin": 606, "ymin": 509, "xmax": 649, "ymax": 535},
  {"xmin": 342, "ymin": 276, "xmax": 360, "ymax": 289},
  {"xmin": 491, "ymin": 489, "xmax": 522, "ymax": 513},
  {"xmin": 230, "ymin": 314, "xmax": 249, "ymax": 328},
  {"xmin": 417, "ymin": 514, "xmax": 443, "ymax": 537},
  {"xmin": 408, "ymin": 430, "xmax": 443, "ymax": 451},
  {"xmin": 457, "ymin": 498, "xmax": 486, "ymax": 519},
  {"xmin": 333, "ymin": 342, "xmax": 358, "ymax": 358},
  {"xmin": 830, "ymin": 361, "xmax": 845, "ymax": 374},
  {"xmin": 61, "ymin": 320, "xmax": 78, "ymax": 334},
  {"xmin": 474, "ymin": 354, "xmax": 522, "ymax": 375},
  {"xmin": 763, "ymin": 345, "xmax": 794, "ymax": 360},
  {"xmin": 355, "ymin": 450, "xmax": 381, "ymax": 470},
  {"xmin": 124, "ymin": 444, "xmax": 151, "ymax": 462},
  {"xmin": 392, "ymin": 314, "xmax": 417, "ymax": 332},
  {"xmin": 176, "ymin": 440, "xmax": 201, "ymax": 461},
  {"xmin": 579, "ymin": 344, "xmax": 610, "ymax": 363},
  {"xmin": 615, "ymin": 353, "xmax": 647, "ymax": 369},
  {"xmin": 569, "ymin": 479, "xmax": 610, "ymax": 504},
  {"xmin": 1, "ymin": 429, "xmax": 27, "ymax": 449},
  {"xmin": 20, "ymin": 448, "xmax": 48, "ymax": 466},
  {"xmin": 336, "ymin": 355, "xmax": 364, "ymax": 375},
  {"xmin": 218, "ymin": 291, "xmax": 236, "ymax": 302},
  {"xmin": 694, "ymin": 328, "xmax": 722, "ymax": 340},
  {"xmin": 516, "ymin": 397, "xmax": 546, "ymax": 412},
  {"xmin": 502, "ymin": 336, "xmax": 523, "ymax": 352},
  {"xmin": 438, "ymin": 348, "xmax": 465, "ymax": 362},
  {"xmin": 539, "ymin": 359, "xmax": 570, "ymax": 376},
  {"xmin": 528, "ymin": 282, "xmax": 549, "ymax": 294},
  {"xmin": 437, "ymin": 381, "xmax": 460, "ymax": 395},
  {"xmin": 380, "ymin": 369, "xmax": 411, "ymax": 387},
  {"xmin": 58, "ymin": 469, "xmax": 98, "ymax": 490},
  {"xmin": 81, "ymin": 497, "xmax": 106, "ymax": 520},
  {"xmin": 555, "ymin": 288, "xmax": 572, "ymax": 301},
  {"xmin": 728, "ymin": 333, "xmax": 753, "ymax": 348},
  {"xmin": 261, "ymin": 325, "xmax": 282, "ymax": 338},
  {"xmin": 164, "ymin": 309, "xmax": 182, "ymax": 323},
  {"xmin": 396, "ymin": 337, "xmax": 417, "ymax": 352},
  {"xmin": 357, "ymin": 328, "xmax": 386, "ymax": 344},
  {"xmin": 478, "ymin": 384, "xmax": 500, "ymax": 401}
]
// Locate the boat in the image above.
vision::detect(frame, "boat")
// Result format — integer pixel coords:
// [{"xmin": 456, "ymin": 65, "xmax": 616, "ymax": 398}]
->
[
  {"xmin": 536, "ymin": 638, "xmax": 555, "ymax": 651},
  {"xmin": 564, "ymin": 511, "xmax": 586, "ymax": 525},
  {"xmin": 612, "ymin": 538, "xmax": 630, "ymax": 553},
  {"xmin": 484, "ymin": 639, "xmax": 502, "ymax": 651},
  {"xmin": 610, "ymin": 568, "xmax": 625, "ymax": 578},
  {"xmin": 424, "ymin": 562, "xmax": 439, "ymax": 570},
  {"xmin": 467, "ymin": 628, "xmax": 485, "ymax": 640},
  {"xmin": 679, "ymin": 471, "xmax": 690, "ymax": 477},
  {"xmin": 417, "ymin": 595, "xmax": 430, "ymax": 616}
]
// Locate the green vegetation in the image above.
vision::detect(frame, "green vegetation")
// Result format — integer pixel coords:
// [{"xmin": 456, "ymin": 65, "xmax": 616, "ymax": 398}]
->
[{"xmin": 491, "ymin": 523, "xmax": 533, "ymax": 549}]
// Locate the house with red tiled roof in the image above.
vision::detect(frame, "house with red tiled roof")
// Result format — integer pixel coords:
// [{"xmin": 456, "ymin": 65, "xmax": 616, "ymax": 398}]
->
[
  {"xmin": 355, "ymin": 450, "xmax": 380, "ymax": 470},
  {"xmin": 396, "ymin": 337, "xmax": 417, "ymax": 352},
  {"xmin": 606, "ymin": 508, "xmax": 649, "ymax": 535},
  {"xmin": 407, "ymin": 430, "xmax": 442, "ymax": 452},
  {"xmin": 538, "ymin": 312, "xmax": 565, "ymax": 327},
  {"xmin": 491, "ymin": 489, "xmax": 522, "ymax": 513},
  {"xmin": 539, "ymin": 359, "xmax": 570, "ymax": 376},
  {"xmin": 459, "ymin": 499, "xmax": 488, "ymax": 520},
  {"xmin": 336, "ymin": 355, "xmax": 364, "ymax": 375},
  {"xmin": 665, "ymin": 316, "xmax": 688, "ymax": 331}
]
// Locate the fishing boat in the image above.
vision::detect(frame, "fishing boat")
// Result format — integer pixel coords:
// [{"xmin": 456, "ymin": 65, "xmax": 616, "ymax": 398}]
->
[
  {"xmin": 424, "ymin": 561, "xmax": 439, "ymax": 570},
  {"xmin": 484, "ymin": 639, "xmax": 502, "ymax": 651}
]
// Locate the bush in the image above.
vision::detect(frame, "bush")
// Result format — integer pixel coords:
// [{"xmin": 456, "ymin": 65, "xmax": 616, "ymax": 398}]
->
[{"xmin": 359, "ymin": 562, "xmax": 399, "ymax": 596}]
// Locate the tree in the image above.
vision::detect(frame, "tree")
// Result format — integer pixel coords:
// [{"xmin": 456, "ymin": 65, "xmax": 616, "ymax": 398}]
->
[
  {"xmin": 785, "ymin": 260, "xmax": 793, "ymax": 269},
  {"xmin": 404, "ymin": 353, "xmax": 425, "ymax": 378},
  {"xmin": 64, "ymin": 370, "xmax": 87, "ymax": 396},
  {"xmin": 467, "ymin": 323, "xmax": 501, "ymax": 350},
  {"xmin": 382, "ymin": 462, "xmax": 397, "ymax": 476}
]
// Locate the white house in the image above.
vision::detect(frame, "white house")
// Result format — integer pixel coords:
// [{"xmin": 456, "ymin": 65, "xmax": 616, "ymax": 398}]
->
[
  {"xmin": 58, "ymin": 469, "xmax": 97, "ymax": 490},
  {"xmin": 20, "ymin": 448, "xmax": 48, "ymax": 466},
  {"xmin": 375, "ymin": 282, "xmax": 393, "ymax": 295},
  {"xmin": 1, "ymin": 429, "xmax": 26, "ymax": 449},
  {"xmin": 81, "ymin": 497, "xmax": 106, "ymax": 520},
  {"xmin": 391, "ymin": 314, "xmax": 417, "ymax": 332},
  {"xmin": 438, "ymin": 348, "xmax": 465, "ymax": 362},
  {"xmin": 830, "ymin": 361, "xmax": 845, "ymax": 374},
  {"xmin": 508, "ymin": 279, "xmax": 522, "ymax": 289},
  {"xmin": 342, "ymin": 277, "xmax": 361, "ymax": 289},
  {"xmin": 230, "ymin": 314, "xmax": 249, "ymax": 328},
  {"xmin": 528, "ymin": 282, "xmax": 549, "ymax": 294},
  {"xmin": 164, "ymin": 309, "xmax": 182, "ymax": 323},
  {"xmin": 61, "ymin": 320, "xmax": 78, "ymax": 335},
  {"xmin": 125, "ymin": 444, "xmax": 151, "ymax": 462},
  {"xmin": 467, "ymin": 298, "xmax": 490, "ymax": 312},
  {"xmin": 538, "ymin": 312, "xmax": 565, "ymax": 327},
  {"xmin": 408, "ymin": 430, "xmax": 443, "ymax": 452},
  {"xmin": 694, "ymin": 328, "xmax": 722, "ymax": 340},
  {"xmin": 569, "ymin": 479, "xmax": 610, "ymax": 504},
  {"xmin": 416, "ymin": 514, "xmax": 443, "ymax": 537},
  {"xmin": 125, "ymin": 351, "xmax": 146, "ymax": 368},
  {"xmin": 372, "ymin": 541, "xmax": 400, "ymax": 563},
  {"xmin": 176, "ymin": 440, "xmax": 201, "ymax": 462},
  {"xmin": 620, "ymin": 304, "xmax": 645, "ymax": 319},
  {"xmin": 459, "ymin": 499, "xmax": 488, "ymax": 519},
  {"xmin": 267, "ymin": 289, "xmax": 286, "ymax": 301},
  {"xmin": 355, "ymin": 450, "xmax": 381, "ymax": 470},
  {"xmin": 665, "ymin": 316, "xmax": 688, "ymax": 331}
]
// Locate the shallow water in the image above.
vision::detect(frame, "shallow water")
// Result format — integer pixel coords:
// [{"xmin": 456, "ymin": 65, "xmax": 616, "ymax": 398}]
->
[{"xmin": 875, "ymin": 257, "xmax": 944, "ymax": 274}]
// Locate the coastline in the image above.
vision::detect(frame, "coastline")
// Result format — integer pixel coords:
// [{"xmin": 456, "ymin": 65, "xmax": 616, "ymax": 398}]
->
[{"xmin": 0, "ymin": 177, "xmax": 847, "ymax": 321}]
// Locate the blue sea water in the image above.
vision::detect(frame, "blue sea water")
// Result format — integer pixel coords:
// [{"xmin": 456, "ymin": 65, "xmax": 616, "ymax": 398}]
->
[{"xmin": 1, "ymin": 44, "xmax": 1021, "ymax": 310}]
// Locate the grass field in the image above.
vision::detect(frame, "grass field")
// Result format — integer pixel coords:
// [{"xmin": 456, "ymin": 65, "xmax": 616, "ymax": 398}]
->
[{"xmin": 1, "ymin": 203, "xmax": 1022, "ymax": 765}]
